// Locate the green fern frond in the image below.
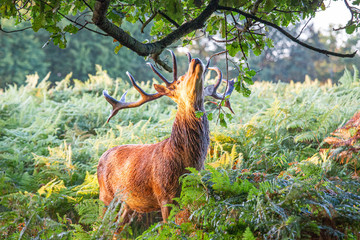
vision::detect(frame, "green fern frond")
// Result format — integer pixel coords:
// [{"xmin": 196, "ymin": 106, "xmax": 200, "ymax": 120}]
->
[
  {"xmin": 242, "ymin": 227, "xmax": 256, "ymax": 240},
  {"xmin": 294, "ymin": 131, "xmax": 315, "ymax": 143}
]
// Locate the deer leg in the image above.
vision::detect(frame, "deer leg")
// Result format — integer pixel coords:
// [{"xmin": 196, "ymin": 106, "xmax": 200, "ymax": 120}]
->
[
  {"xmin": 119, "ymin": 204, "xmax": 134, "ymax": 225},
  {"xmin": 160, "ymin": 200, "xmax": 172, "ymax": 223},
  {"xmin": 114, "ymin": 204, "xmax": 134, "ymax": 235}
]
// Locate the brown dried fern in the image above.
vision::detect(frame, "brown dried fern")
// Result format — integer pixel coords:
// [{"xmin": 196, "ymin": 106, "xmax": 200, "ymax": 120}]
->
[{"xmin": 322, "ymin": 111, "xmax": 360, "ymax": 175}]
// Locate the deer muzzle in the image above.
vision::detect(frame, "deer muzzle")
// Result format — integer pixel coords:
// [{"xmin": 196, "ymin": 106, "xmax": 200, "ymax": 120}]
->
[{"xmin": 188, "ymin": 58, "xmax": 203, "ymax": 77}]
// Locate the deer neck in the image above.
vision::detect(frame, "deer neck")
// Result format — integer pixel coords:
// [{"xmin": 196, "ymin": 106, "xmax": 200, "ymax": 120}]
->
[{"xmin": 168, "ymin": 99, "xmax": 209, "ymax": 170}]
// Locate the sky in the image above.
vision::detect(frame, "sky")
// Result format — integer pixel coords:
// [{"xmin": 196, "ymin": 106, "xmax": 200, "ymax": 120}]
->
[{"xmin": 312, "ymin": 0, "xmax": 352, "ymax": 31}]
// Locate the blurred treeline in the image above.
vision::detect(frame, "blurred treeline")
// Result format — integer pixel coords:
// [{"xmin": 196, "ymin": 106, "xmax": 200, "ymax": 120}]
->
[
  {"xmin": 1, "ymin": 19, "xmax": 359, "ymax": 89},
  {"xmin": 191, "ymin": 24, "xmax": 360, "ymax": 83},
  {"xmin": 248, "ymin": 25, "xmax": 360, "ymax": 83},
  {"xmin": 0, "ymin": 20, "xmax": 166, "ymax": 89}
]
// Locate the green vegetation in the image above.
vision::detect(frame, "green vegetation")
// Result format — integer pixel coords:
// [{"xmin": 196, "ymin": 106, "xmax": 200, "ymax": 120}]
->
[
  {"xmin": 0, "ymin": 19, "xmax": 157, "ymax": 89},
  {"xmin": 1, "ymin": 18, "xmax": 359, "ymax": 90},
  {"xmin": 1, "ymin": 66, "xmax": 360, "ymax": 239},
  {"xmin": 2, "ymin": 0, "xmax": 359, "ymax": 93}
]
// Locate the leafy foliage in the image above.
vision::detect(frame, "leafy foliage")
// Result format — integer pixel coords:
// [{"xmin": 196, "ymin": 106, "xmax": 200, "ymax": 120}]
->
[
  {"xmin": 1, "ymin": 66, "xmax": 360, "ymax": 239},
  {"xmin": 1, "ymin": 0, "xmax": 359, "ymax": 95}
]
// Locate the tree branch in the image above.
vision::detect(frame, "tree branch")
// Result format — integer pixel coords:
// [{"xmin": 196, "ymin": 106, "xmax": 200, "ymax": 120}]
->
[
  {"xmin": 295, "ymin": 16, "xmax": 312, "ymax": 39},
  {"xmin": 158, "ymin": 10, "xmax": 180, "ymax": 28},
  {"xmin": 81, "ymin": 0, "xmax": 93, "ymax": 12},
  {"xmin": 92, "ymin": 0, "xmax": 219, "ymax": 58},
  {"xmin": 218, "ymin": 5, "xmax": 357, "ymax": 58},
  {"xmin": 0, "ymin": 25, "xmax": 32, "ymax": 33},
  {"xmin": 210, "ymin": 36, "xmax": 237, "ymax": 43},
  {"xmin": 37, "ymin": 0, "xmax": 108, "ymax": 36},
  {"xmin": 334, "ymin": 0, "xmax": 360, "ymax": 31},
  {"xmin": 141, "ymin": 11, "xmax": 157, "ymax": 33}
]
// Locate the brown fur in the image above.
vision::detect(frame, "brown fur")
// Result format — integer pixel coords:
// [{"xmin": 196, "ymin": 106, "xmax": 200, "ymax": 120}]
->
[{"xmin": 97, "ymin": 59, "xmax": 210, "ymax": 224}]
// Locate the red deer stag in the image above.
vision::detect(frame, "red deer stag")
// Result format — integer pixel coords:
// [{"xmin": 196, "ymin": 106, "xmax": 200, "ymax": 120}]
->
[{"xmin": 97, "ymin": 51, "xmax": 235, "ymax": 225}]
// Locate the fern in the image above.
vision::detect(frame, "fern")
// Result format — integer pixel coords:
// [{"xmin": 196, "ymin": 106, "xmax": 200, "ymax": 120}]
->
[
  {"xmin": 75, "ymin": 199, "xmax": 102, "ymax": 225},
  {"xmin": 339, "ymin": 66, "xmax": 359, "ymax": 86},
  {"xmin": 1, "ymin": 67, "xmax": 360, "ymax": 239},
  {"xmin": 242, "ymin": 227, "xmax": 256, "ymax": 240}
]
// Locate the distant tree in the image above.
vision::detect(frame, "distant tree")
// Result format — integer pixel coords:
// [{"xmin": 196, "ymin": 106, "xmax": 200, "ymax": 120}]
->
[
  {"xmin": 0, "ymin": 20, "xmax": 162, "ymax": 88},
  {"xmin": 0, "ymin": 21, "xmax": 49, "ymax": 87},
  {"xmin": 1, "ymin": 0, "xmax": 359, "ymax": 94},
  {"xmin": 248, "ymin": 25, "xmax": 360, "ymax": 82},
  {"xmin": 38, "ymin": 21, "xmax": 156, "ymax": 84}
]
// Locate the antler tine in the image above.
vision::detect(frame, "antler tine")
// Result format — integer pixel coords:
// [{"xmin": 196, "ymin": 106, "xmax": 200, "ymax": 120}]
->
[
  {"xmin": 126, "ymin": 71, "xmax": 149, "ymax": 97},
  {"xmin": 223, "ymin": 79, "xmax": 235, "ymax": 114},
  {"xmin": 146, "ymin": 62, "xmax": 172, "ymax": 87},
  {"xmin": 223, "ymin": 79, "xmax": 235, "ymax": 97},
  {"xmin": 207, "ymin": 67, "xmax": 222, "ymax": 93},
  {"xmin": 103, "ymin": 72, "xmax": 164, "ymax": 123},
  {"xmin": 186, "ymin": 52, "xmax": 192, "ymax": 63},
  {"xmin": 103, "ymin": 90, "xmax": 123, "ymax": 123},
  {"xmin": 167, "ymin": 49, "xmax": 177, "ymax": 81},
  {"xmin": 126, "ymin": 72, "xmax": 164, "ymax": 104},
  {"xmin": 204, "ymin": 67, "xmax": 235, "ymax": 114}
]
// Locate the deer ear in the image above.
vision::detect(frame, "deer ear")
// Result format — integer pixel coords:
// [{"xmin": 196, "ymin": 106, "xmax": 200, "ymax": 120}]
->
[{"xmin": 154, "ymin": 84, "xmax": 171, "ymax": 95}]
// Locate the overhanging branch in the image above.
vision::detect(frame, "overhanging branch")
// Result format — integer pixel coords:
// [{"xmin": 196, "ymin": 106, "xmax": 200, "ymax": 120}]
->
[
  {"xmin": 93, "ymin": 0, "xmax": 219, "ymax": 58},
  {"xmin": 0, "ymin": 25, "xmax": 32, "ymax": 33},
  {"xmin": 218, "ymin": 5, "xmax": 357, "ymax": 58}
]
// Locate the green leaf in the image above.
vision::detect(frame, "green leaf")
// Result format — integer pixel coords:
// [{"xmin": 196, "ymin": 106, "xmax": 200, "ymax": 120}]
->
[
  {"xmin": 32, "ymin": 13, "xmax": 45, "ymax": 32},
  {"xmin": 114, "ymin": 44, "xmax": 123, "ymax": 54},
  {"xmin": 207, "ymin": 112, "xmax": 213, "ymax": 121},
  {"xmin": 219, "ymin": 113, "xmax": 227, "ymax": 127},
  {"xmin": 63, "ymin": 24, "xmax": 78, "ymax": 34},
  {"xmin": 240, "ymin": 42, "xmax": 249, "ymax": 56},
  {"xmin": 247, "ymin": 69, "xmax": 257, "ymax": 77},
  {"xmin": 264, "ymin": 0, "xmax": 275, "ymax": 12},
  {"xmin": 253, "ymin": 47, "xmax": 262, "ymax": 56},
  {"xmin": 195, "ymin": 110, "xmax": 204, "ymax": 118},
  {"xmin": 227, "ymin": 42, "xmax": 239, "ymax": 57},
  {"xmin": 235, "ymin": 78, "xmax": 241, "ymax": 92},
  {"xmin": 244, "ymin": 77, "xmax": 254, "ymax": 85},
  {"xmin": 321, "ymin": 2, "xmax": 326, "ymax": 11},
  {"xmin": 226, "ymin": 113, "xmax": 233, "ymax": 120},
  {"xmin": 58, "ymin": 39, "xmax": 67, "ymax": 49},
  {"xmin": 162, "ymin": 0, "xmax": 184, "ymax": 23},
  {"xmin": 265, "ymin": 38, "xmax": 274, "ymax": 48},
  {"xmin": 240, "ymin": 83, "xmax": 251, "ymax": 97},
  {"xmin": 345, "ymin": 25, "xmax": 356, "ymax": 34},
  {"xmin": 182, "ymin": 39, "xmax": 190, "ymax": 46}
]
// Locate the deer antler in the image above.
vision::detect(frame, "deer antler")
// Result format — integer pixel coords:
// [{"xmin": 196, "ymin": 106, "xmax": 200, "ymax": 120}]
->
[
  {"xmin": 103, "ymin": 72, "xmax": 164, "ymax": 123},
  {"xmin": 147, "ymin": 50, "xmax": 178, "ymax": 87},
  {"xmin": 104, "ymin": 50, "xmax": 178, "ymax": 123},
  {"xmin": 186, "ymin": 52, "xmax": 192, "ymax": 63},
  {"xmin": 204, "ymin": 67, "xmax": 235, "ymax": 114}
]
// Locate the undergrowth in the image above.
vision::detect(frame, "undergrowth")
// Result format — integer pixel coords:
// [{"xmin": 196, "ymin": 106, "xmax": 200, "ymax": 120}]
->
[{"xmin": 0, "ymin": 66, "xmax": 359, "ymax": 239}]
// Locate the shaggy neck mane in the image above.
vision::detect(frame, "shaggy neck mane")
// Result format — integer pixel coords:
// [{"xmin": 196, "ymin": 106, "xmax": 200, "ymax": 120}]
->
[{"xmin": 167, "ymin": 100, "xmax": 209, "ymax": 170}]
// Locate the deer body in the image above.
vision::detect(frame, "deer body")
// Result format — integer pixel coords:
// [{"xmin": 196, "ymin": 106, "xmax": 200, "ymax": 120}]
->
[
  {"xmin": 98, "ymin": 108, "xmax": 209, "ymax": 215},
  {"xmin": 98, "ymin": 52, "xmax": 233, "ymax": 224}
]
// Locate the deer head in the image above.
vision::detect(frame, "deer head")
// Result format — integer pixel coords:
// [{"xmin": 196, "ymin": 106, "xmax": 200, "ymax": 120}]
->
[{"xmin": 103, "ymin": 50, "xmax": 235, "ymax": 123}]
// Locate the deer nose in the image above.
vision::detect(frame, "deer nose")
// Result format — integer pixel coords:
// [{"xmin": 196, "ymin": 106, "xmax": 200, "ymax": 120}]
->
[{"xmin": 192, "ymin": 58, "xmax": 201, "ymax": 65}]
